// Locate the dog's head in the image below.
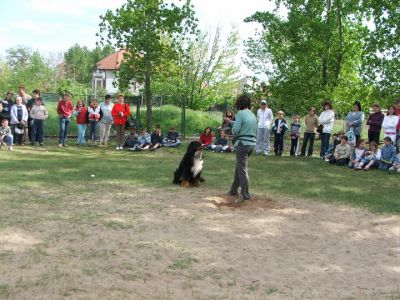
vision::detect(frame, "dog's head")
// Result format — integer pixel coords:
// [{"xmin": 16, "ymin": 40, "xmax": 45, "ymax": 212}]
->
[{"xmin": 187, "ymin": 140, "xmax": 203, "ymax": 155}]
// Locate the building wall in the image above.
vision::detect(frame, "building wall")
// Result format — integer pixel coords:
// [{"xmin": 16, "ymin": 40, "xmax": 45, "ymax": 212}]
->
[{"xmin": 105, "ymin": 70, "xmax": 118, "ymax": 94}]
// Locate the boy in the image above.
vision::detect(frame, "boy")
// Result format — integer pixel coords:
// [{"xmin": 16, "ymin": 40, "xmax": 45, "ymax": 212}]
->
[
  {"xmin": 133, "ymin": 128, "xmax": 151, "ymax": 151},
  {"xmin": 329, "ymin": 135, "xmax": 352, "ymax": 165},
  {"xmin": 57, "ymin": 94, "xmax": 74, "ymax": 147},
  {"xmin": 29, "ymin": 97, "xmax": 48, "ymax": 146},
  {"xmin": 289, "ymin": 114, "xmax": 301, "ymax": 156},
  {"xmin": 379, "ymin": 136, "xmax": 397, "ymax": 170},
  {"xmin": 272, "ymin": 110, "xmax": 288, "ymax": 156},
  {"xmin": 163, "ymin": 127, "xmax": 181, "ymax": 147},
  {"xmin": 0, "ymin": 119, "xmax": 14, "ymax": 151},
  {"xmin": 324, "ymin": 132, "xmax": 342, "ymax": 162},
  {"xmin": 125, "ymin": 127, "xmax": 139, "ymax": 150}
]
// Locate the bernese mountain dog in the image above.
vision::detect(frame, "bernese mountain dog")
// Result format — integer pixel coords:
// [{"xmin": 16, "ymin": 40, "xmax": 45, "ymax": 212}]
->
[{"xmin": 173, "ymin": 141, "xmax": 204, "ymax": 187}]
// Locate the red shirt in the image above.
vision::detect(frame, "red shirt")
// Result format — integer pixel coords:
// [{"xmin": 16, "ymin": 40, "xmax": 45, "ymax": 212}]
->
[
  {"xmin": 57, "ymin": 100, "xmax": 73, "ymax": 118},
  {"xmin": 199, "ymin": 133, "xmax": 213, "ymax": 146},
  {"xmin": 396, "ymin": 104, "xmax": 400, "ymax": 131},
  {"xmin": 112, "ymin": 103, "xmax": 130, "ymax": 125},
  {"xmin": 76, "ymin": 107, "xmax": 88, "ymax": 124}
]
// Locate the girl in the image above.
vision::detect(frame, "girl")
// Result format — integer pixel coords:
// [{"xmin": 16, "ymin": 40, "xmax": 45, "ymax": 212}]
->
[
  {"xmin": 199, "ymin": 127, "xmax": 213, "ymax": 149},
  {"xmin": 289, "ymin": 114, "xmax": 301, "ymax": 156},
  {"xmin": 29, "ymin": 97, "xmax": 48, "ymax": 146},
  {"xmin": 111, "ymin": 94, "xmax": 130, "ymax": 150},
  {"xmin": 382, "ymin": 105, "xmax": 399, "ymax": 144},
  {"xmin": 74, "ymin": 100, "xmax": 88, "ymax": 145},
  {"xmin": 10, "ymin": 96, "xmax": 28, "ymax": 145},
  {"xmin": 87, "ymin": 99, "xmax": 101, "ymax": 144},
  {"xmin": 150, "ymin": 125, "xmax": 163, "ymax": 150},
  {"xmin": 0, "ymin": 118, "xmax": 13, "ymax": 151},
  {"xmin": 318, "ymin": 101, "xmax": 335, "ymax": 159},
  {"xmin": 348, "ymin": 139, "xmax": 366, "ymax": 168},
  {"xmin": 272, "ymin": 110, "xmax": 288, "ymax": 156},
  {"xmin": 356, "ymin": 141, "xmax": 381, "ymax": 170},
  {"xmin": 211, "ymin": 130, "xmax": 230, "ymax": 152}
]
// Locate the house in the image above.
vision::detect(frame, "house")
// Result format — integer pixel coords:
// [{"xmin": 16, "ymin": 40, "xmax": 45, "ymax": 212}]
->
[{"xmin": 92, "ymin": 49, "xmax": 142, "ymax": 96}]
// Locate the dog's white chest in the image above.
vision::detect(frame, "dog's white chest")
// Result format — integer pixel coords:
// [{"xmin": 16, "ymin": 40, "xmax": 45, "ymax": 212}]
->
[{"xmin": 191, "ymin": 151, "xmax": 203, "ymax": 177}]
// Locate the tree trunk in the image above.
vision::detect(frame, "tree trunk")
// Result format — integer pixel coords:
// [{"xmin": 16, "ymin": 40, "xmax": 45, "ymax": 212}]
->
[
  {"xmin": 321, "ymin": 0, "xmax": 332, "ymax": 87},
  {"xmin": 145, "ymin": 66, "xmax": 152, "ymax": 132},
  {"xmin": 334, "ymin": 0, "xmax": 343, "ymax": 86}
]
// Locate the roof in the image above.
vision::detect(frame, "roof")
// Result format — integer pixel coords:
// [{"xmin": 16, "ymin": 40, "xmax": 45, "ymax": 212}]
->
[{"xmin": 96, "ymin": 49, "xmax": 126, "ymax": 70}]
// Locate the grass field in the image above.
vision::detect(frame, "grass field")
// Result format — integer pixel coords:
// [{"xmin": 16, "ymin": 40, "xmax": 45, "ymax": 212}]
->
[{"xmin": 0, "ymin": 141, "xmax": 399, "ymax": 299}]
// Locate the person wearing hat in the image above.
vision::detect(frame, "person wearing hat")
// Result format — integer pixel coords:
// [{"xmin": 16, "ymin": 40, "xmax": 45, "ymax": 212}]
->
[
  {"xmin": 256, "ymin": 99, "xmax": 273, "ymax": 156},
  {"xmin": 345, "ymin": 101, "xmax": 365, "ymax": 145}
]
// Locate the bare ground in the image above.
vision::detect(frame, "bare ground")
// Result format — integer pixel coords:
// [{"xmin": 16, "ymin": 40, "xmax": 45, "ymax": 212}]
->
[{"xmin": 0, "ymin": 184, "xmax": 399, "ymax": 299}]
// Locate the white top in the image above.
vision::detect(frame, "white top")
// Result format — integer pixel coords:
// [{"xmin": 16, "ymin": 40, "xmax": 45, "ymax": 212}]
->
[
  {"xmin": 382, "ymin": 115, "xmax": 399, "ymax": 134},
  {"xmin": 10, "ymin": 104, "xmax": 28, "ymax": 124},
  {"xmin": 100, "ymin": 102, "xmax": 114, "ymax": 123},
  {"xmin": 257, "ymin": 108, "xmax": 273, "ymax": 128},
  {"xmin": 318, "ymin": 109, "xmax": 335, "ymax": 134}
]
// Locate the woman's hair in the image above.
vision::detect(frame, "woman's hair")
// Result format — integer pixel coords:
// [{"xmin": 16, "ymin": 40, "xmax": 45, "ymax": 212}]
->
[
  {"xmin": 369, "ymin": 141, "xmax": 377, "ymax": 151},
  {"xmin": 6, "ymin": 91, "xmax": 13, "ymax": 96},
  {"xmin": 356, "ymin": 139, "xmax": 365, "ymax": 147},
  {"xmin": 75, "ymin": 100, "xmax": 85, "ymax": 108},
  {"xmin": 203, "ymin": 127, "xmax": 212, "ymax": 135},
  {"xmin": 353, "ymin": 101, "xmax": 362, "ymax": 111},
  {"xmin": 225, "ymin": 110, "xmax": 234, "ymax": 119},
  {"xmin": 235, "ymin": 94, "xmax": 251, "ymax": 110},
  {"xmin": 387, "ymin": 105, "xmax": 396, "ymax": 115},
  {"xmin": 322, "ymin": 101, "xmax": 332, "ymax": 110},
  {"xmin": 308, "ymin": 107, "xmax": 316, "ymax": 112},
  {"xmin": 372, "ymin": 103, "xmax": 380, "ymax": 109}
]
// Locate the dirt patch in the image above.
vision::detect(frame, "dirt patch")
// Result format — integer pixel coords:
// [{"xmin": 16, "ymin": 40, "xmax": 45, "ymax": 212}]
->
[
  {"xmin": 206, "ymin": 194, "xmax": 283, "ymax": 210},
  {"xmin": 0, "ymin": 185, "xmax": 399, "ymax": 299}
]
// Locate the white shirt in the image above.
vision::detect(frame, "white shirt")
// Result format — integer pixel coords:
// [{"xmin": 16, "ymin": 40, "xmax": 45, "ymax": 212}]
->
[
  {"xmin": 318, "ymin": 109, "xmax": 335, "ymax": 134},
  {"xmin": 257, "ymin": 108, "xmax": 273, "ymax": 128},
  {"xmin": 382, "ymin": 115, "xmax": 399, "ymax": 134}
]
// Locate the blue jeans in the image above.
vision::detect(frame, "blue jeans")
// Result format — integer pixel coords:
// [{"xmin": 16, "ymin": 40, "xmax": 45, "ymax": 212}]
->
[
  {"xmin": 320, "ymin": 133, "xmax": 331, "ymax": 158},
  {"xmin": 32, "ymin": 119, "xmax": 44, "ymax": 143},
  {"xmin": 2, "ymin": 134, "xmax": 13, "ymax": 145},
  {"xmin": 59, "ymin": 117, "xmax": 70, "ymax": 145},
  {"xmin": 88, "ymin": 121, "xmax": 99, "ymax": 142},
  {"xmin": 77, "ymin": 124, "xmax": 86, "ymax": 144},
  {"xmin": 163, "ymin": 139, "xmax": 181, "ymax": 147}
]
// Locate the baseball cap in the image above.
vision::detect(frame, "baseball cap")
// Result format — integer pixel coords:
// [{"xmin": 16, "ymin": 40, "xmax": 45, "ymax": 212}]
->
[{"xmin": 260, "ymin": 99, "xmax": 267, "ymax": 105}]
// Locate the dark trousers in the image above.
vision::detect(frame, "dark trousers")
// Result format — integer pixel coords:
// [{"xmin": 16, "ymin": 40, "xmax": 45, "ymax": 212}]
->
[
  {"xmin": 28, "ymin": 117, "xmax": 33, "ymax": 142},
  {"xmin": 301, "ymin": 132, "xmax": 315, "ymax": 156},
  {"xmin": 329, "ymin": 157, "xmax": 349, "ymax": 166},
  {"xmin": 290, "ymin": 137, "xmax": 299, "ymax": 156},
  {"xmin": 229, "ymin": 143, "xmax": 254, "ymax": 199},
  {"xmin": 274, "ymin": 133, "xmax": 284, "ymax": 156},
  {"xmin": 368, "ymin": 131, "xmax": 380, "ymax": 145},
  {"xmin": 11, "ymin": 124, "xmax": 23, "ymax": 145},
  {"xmin": 320, "ymin": 133, "xmax": 331, "ymax": 158},
  {"xmin": 32, "ymin": 119, "xmax": 44, "ymax": 143}
]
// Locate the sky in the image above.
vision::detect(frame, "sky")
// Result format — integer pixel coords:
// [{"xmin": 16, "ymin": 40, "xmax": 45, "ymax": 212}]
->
[{"xmin": 0, "ymin": 0, "xmax": 276, "ymax": 76}]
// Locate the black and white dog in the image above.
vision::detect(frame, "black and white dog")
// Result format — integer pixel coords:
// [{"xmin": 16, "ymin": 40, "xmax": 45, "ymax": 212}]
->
[{"xmin": 173, "ymin": 141, "xmax": 204, "ymax": 187}]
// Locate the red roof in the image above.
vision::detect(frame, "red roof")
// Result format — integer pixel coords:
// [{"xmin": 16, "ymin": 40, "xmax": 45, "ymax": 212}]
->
[{"xmin": 96, "ymin": 49, "xmax": 126, "ymax": 70}]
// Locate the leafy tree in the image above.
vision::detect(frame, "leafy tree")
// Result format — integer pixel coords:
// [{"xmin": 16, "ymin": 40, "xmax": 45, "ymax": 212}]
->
[{"xmin": 99, "ymin": 0, "xmax": 197, "ymax": 131}]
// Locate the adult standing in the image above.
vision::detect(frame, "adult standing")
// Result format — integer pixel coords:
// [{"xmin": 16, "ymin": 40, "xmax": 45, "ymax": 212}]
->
[
  {"xmin": 344, "ymin": 101, "xmax": 365, "ymax": 145},
  {"xmin": 27, "ymin": 90, "xmax": 40, "ymax": 143},
  {"xmin": 366, "ymin": 103, "xmax": 384, "ymax": 144},
  {"xmin": 226, "ymin": 95, "xmax": 257, "ymax": 203},
  {"xmin": 395, "ymin": 98, "xmax": 400, "ymax": 149},
  {"xmin": 18, "ymin": 86, "xmax": 32, "ymax": 144},
  {"xmin": 99, "ymin": 94, "xmax": 114, "ymax": 146},
  {"xmin": 256, "ymin": 99, "xmax": 273, "ymax": 156},
  {"xmin": 111, "ymin": 94, "xmax": 130, "ymax": 150},
  {"xmin": 300, "ymin": 107, "xmax": 319, "ymax": 156},
  {"xmin": 0, "ymin": 91, "xmax": 14, "ymax": 123},
  {"xmin": 382, "ymin": 105, "xmax": 399, "ymax": 144},
  {"xmin": 318, "ymin": 101, "xmax": 335, "ymax": 158},
  {"xmin": 10, "ymin": 96, "xmax": 28, "ymax": 145},
  {"xmin": 56, "ymin": 93, "xmax": 74, "ymax": 147}
]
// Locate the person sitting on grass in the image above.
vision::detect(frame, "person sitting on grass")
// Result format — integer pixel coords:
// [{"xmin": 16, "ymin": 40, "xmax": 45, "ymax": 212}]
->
[
  {"xmin": 0, "ymin": 118, "xmax": 14, "ymax": 151},
  {"xmin": 378, "ymin": 136, "xmax": 397, "ymax": 171},
  {"xmin": 150, "ymin": 125, "xmax": 163, "ymax": 151},
  {"xmin": 355, "ymin": 141, "xmax": 381, "ymax": 170},
  {"xmin": 199, "ymin": 127, "xmax": 213, "ymax": 149},
  {"xmin": 163, "ymin": 126, "xmax": 181, "ymax": 147},
  {"xmin": 133, "ymin": 128, "xmax": 151, "ymax": 151},
  {"xmin": 324, "ymin": 132, "xmax": 342, "ymax": 162},
  {"xmin": 211, "ymin": 130, "xmax": 230, "ymax": 152},
  {"xmin": 29, "ymin": 97, "xmax": 48, "ymax": 146},
  {"xmin": 329, "ymin": 135, "xmax": 352, "ymax": 166},
  {"xmin": 272, "ymin": 110, "xmax": 288, "ymax": 156},
  {"xmin": 389, "ymin": 153, "xmax": 400, "ymax": 173},
  {"xmin": 124, "ymin": 127, "xmax": 139, "ymax": 150},
  {"xmin": 348, "ymin": 139, "xmax": 367, "ymax": 168}
]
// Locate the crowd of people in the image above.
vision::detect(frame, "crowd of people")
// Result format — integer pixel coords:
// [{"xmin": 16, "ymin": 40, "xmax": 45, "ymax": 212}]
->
[{"xmin": 1, "ymin": 87, "xmax": 399, "ymax": 173}]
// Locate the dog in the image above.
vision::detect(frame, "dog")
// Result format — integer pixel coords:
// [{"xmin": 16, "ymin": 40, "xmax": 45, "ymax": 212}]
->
[{"xmin": 173, "ymin": 141, "xmax": 204, "ymax": 187}]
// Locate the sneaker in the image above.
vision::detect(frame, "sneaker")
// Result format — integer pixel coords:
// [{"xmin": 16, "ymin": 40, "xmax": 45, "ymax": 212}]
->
[
  {"xmin": 63, "ymin": 144, "xmax": 69, "ymax": 147},
  {"xmin": 116, "ymin": 146, "xmax": 120, "ymax": 150},
  {"xmin": 8, "ymin": 146, "xmax": 13, "ymax": 151},
  {"xmin": 39, "ymin": 143, "xmax": 44, "ymax": 147},
  {"xmin": 263, "ymin": 151, "xmax": 269, "ymax": 156},
  {"xmin": 120, "ymin": 146, "xmax": 123, "ymax": 150},
  {"xmin": 58, "ymin": 143, "xmax": 63, "ymax": 148}
]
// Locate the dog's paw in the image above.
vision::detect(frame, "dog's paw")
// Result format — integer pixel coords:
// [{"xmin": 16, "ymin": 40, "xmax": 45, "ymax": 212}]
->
[{"xmin": 181, "ymin": 180, "xmax": 190, "ymax": 188}]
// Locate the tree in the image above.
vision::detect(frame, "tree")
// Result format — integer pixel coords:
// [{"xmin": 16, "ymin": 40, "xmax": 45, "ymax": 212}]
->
[{"xmin": 99, "ymin": 0, "xmax": 197, "ymax": 131}]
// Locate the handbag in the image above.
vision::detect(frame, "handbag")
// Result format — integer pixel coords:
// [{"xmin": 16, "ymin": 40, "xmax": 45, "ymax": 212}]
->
[
  {"xmin": 124, "ymin": 104, "xmax": 135, "ymax": 130},
  {"xmin": 346, "ymin": 128, "xmax": 356, "ymax": 147},
  {"xmin": 316, "ymin": 124, "xmax": 323, "ymax": 134}
]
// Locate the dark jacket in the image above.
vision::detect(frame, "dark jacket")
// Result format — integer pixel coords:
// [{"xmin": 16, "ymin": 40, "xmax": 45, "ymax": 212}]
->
[
  {"xmin": 0, "ymin": 99, "xmax": 14, "ymax": 119},
  {"xmin": 150, "ymin": 132, "xmax": 163, "ymax": 144},
  {"xmin": 367, "ymin": 112, "xmax": 385, "ymax": 133},
  {"xmin": 214, "ymin": 136, "xmax": 228, "ymax": 146},
  {"xmin": 272, "ymin": 118, "xmax": 288, "ymax": 135}
]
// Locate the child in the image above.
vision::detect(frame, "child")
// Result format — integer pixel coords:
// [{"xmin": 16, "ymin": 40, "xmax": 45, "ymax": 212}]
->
[
  {"xmin": 74, "ymin": 100, "xmax": 88, "ymax": 145},
  {"xmin": 125, "ymin": 127, "xmax": 139, "ymax": 149},
  {"xmin": 211, "ymin": 130, "xmax": 230, "ymax": 152},
  {"xmin": 150, "ymin": 125, "xmax": 163, "ymax": 150},
  {"xmin": 87, "ymin": 99, "xmax": 101, "ymax": 144},
  {"xmin": 329, "ymin": 135, "xmax": 352, "ymax": 165},
  {"xmin": 289, "ymin": 114, "xmax": 301, "ymax": 156},
  {"xmin": 324, "ymin": 132, "xmax": 342, "ymax": 162},
  {"xmin": 10, "ymin": 96, "xmax": 28, "ymax": 145},
  {"xmin": 355, "ymin": 141, "xmax": 381, "ymax": 170},
  {"xmin": 199, "ymin": 127, "xmax": 213, "ymax": 149},
  {"xmin": 163, "ymin": 127, "xmax": 181, "ymax": 147},
  {"xmin": 0, "ymin": 119, "xmax": 13, "ymax": 151},
  {"xmin": 29, "ymin": 97, "xmax": 48, "ymax": 146},
  {"xmin": 133, "ymin": 128, "xmax": 151, "ymax": 151},
  {"xmin": 388, "ymin": 153, "xmax": 400, "ymax": 173},
  {"xmin": 348, "ymin": 139, "xmax": 366, "ymax": 168},
  {"xmin": 272, "ymin": 110, "xmax": 288, "ymax": 156},
  {"xmin": 378, "ymin": 136, "xmax": 397, "ymax": 170}
]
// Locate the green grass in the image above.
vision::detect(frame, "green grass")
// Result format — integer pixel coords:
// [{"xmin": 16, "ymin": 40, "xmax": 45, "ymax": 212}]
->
[{"xmin": 0, "ymin": 140, "xmax": 399, "ymax": 214}]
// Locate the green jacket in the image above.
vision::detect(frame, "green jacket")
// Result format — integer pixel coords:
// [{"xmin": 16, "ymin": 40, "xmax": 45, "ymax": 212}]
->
[{"xmin": 232, "ymin": 109, "xmax": 257, "ymax": 147}]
